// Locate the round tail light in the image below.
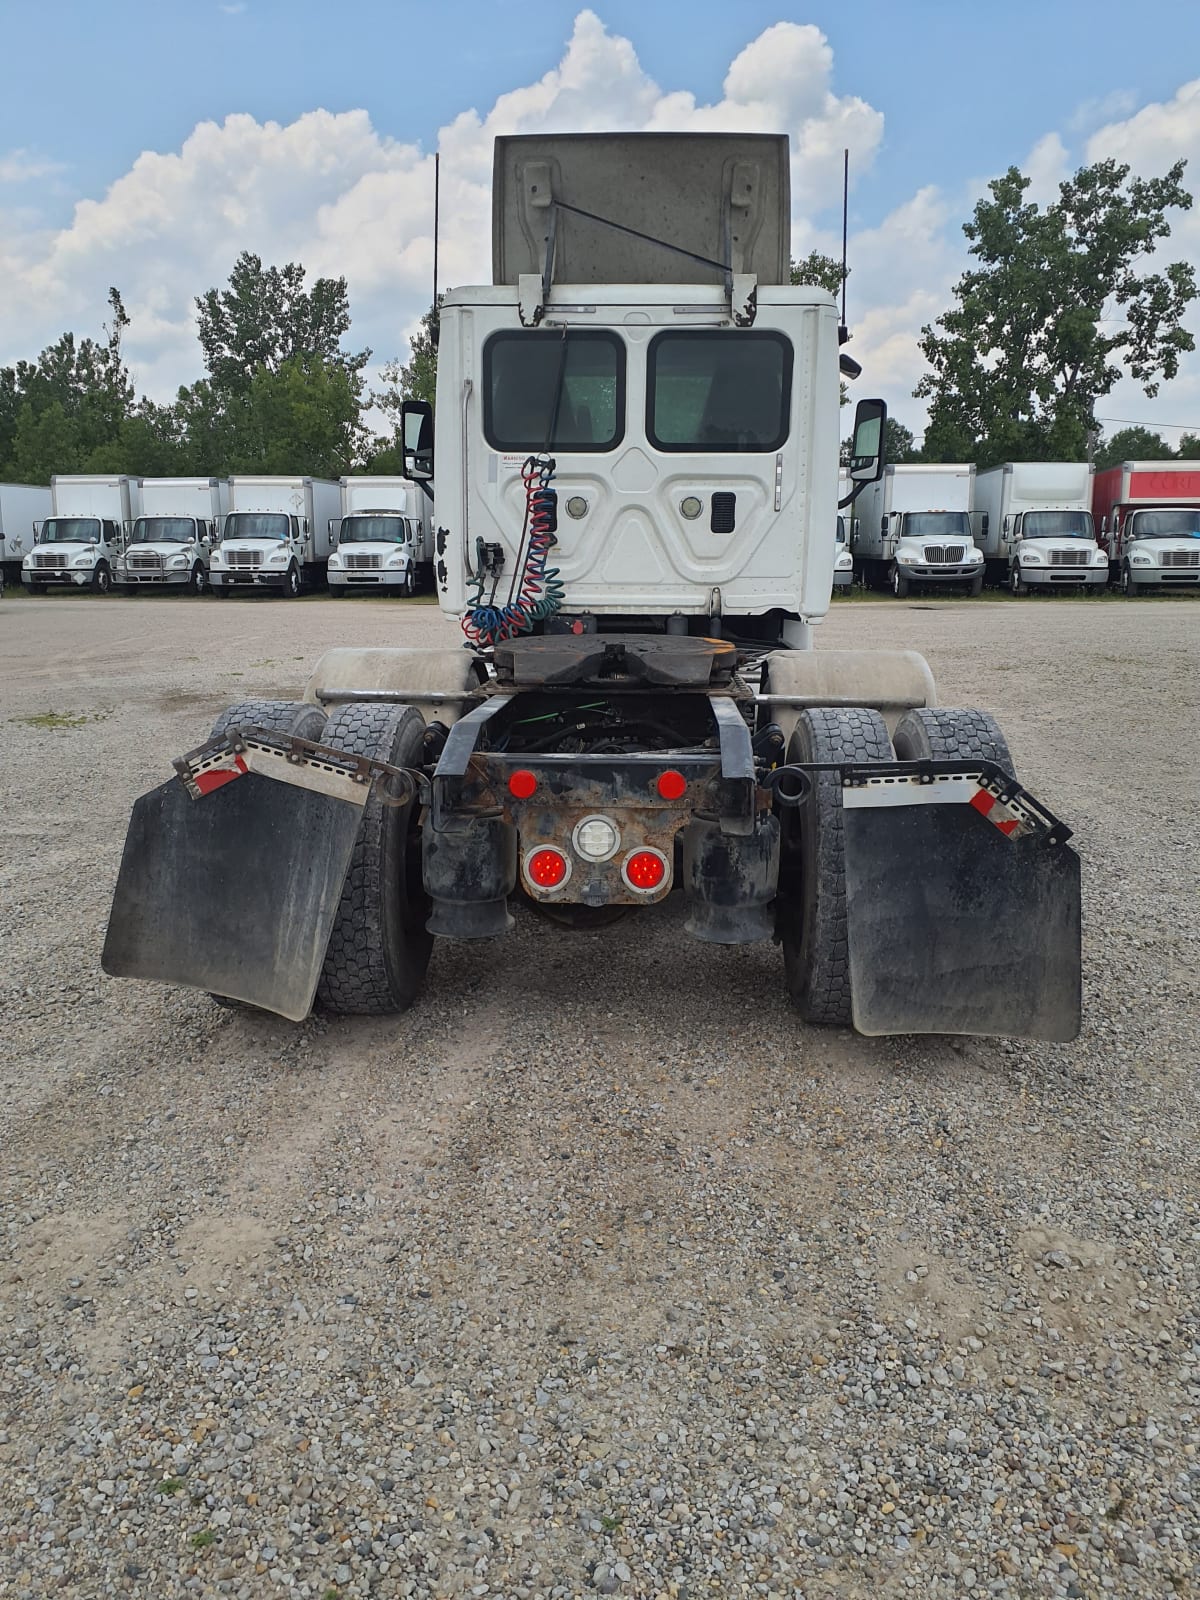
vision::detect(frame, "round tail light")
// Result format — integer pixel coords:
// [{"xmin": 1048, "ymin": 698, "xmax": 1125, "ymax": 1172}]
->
[
  {"xmin": 508, "ymin": 769, "xmax": 538, "ymax": 799},
  {"xmin": 656, "ymin": 769, "xmax": 687, "ymax": 801},
  {"xmin": 526, "ymin": 847, "xmax": 569, "ymax": 889},
  {"xmin": 623, "ymin": 848, "xmax": 668, "ymax": 893}
]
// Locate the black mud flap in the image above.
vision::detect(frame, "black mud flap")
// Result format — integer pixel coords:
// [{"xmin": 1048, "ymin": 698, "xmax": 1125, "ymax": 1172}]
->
[
  {"xmin": 102, "ymin": 773, "xmax": 363, "ymax": 1021},
  {"xmin": 843, "ymin": 795, "xmax": 1081, "ymax": 1042}
]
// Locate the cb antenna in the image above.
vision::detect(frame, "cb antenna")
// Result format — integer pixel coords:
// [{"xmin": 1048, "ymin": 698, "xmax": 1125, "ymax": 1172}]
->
[
  {"xmin": 839, "ymin": 147, "xmax": 849, "ymax": 341},
  {"xmin": 432, "ymin": 151, "xmax": 441, "ymax": 349}
]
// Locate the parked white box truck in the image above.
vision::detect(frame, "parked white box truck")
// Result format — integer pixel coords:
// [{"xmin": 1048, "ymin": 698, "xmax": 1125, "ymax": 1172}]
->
[
  {"xmin": 853, "ymin": 464, "xmax": 981, "ymax": 595},
  {"xmin": 116, "ymin": 477, "xmax": 231, "ymax": 595},
  {"xmin": 833, "ymin": 468, "xmax": 853, "ymax": 589},
  {"xmin": 210, "ymin": 476, "xmax": 339, "ymax": 597},
  {"xmin": 0, "ymin": 483, "xmax": 51, "ymax": 583},
  {"xmin": 23, "ymin": 475, "xmax": 143, "ymax": 594},
  {"xmin": 328, "ymin": 476, "xmax": 433, "ymax": 597},
  {"xmin": 973, "ymin": 462, "xmax": 1106, "ymax": 592}
]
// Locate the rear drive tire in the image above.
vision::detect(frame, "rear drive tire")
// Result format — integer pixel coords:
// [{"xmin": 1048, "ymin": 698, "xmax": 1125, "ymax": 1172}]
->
[
  {"xmin": 778, "ymin": 707, "xmax": 892, "ymax": 1026},
  {"xmin": 892, "ymin": 566, "xmax": 910, "ymax": 598},
  {"xmin": 316, "ymin": 703, "xmax": 433, "ymax": 1016},
  {"xmin": 892, "ymin": 707, "xmax": 1016, "ymax": 781}
]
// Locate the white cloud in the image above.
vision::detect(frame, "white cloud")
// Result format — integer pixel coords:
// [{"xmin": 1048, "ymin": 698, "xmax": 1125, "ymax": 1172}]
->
[
  {"xmin": 0, "ymin": 149, "xmax": 65, "ymax": 184},
  {"xmin": 0, "ymin": 10, "xmax": 883, "ymax": 409},
  {"xmin": 1068, "ymin": 89, "xmax": 1137, "ymax": 134}
]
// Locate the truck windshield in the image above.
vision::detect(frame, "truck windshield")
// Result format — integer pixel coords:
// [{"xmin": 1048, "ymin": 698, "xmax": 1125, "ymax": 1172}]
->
[
  {"xmin": 342, "ymin": 515, "xmax": 407, "ymax": 543},
  {"xmin": 1022, "ymin": 511, "xmax": 1093, "ymax": 539},
  {"xmin": 40, "ymin": 518, "xmax": 100, "ymax": 543},
  {"xmin": 1127, "ymin": 509, "xmax": 1200, "ymax": 537},
  {"xmin": 484, "ymin": 331, "xmax": 623, "ymax": 451},
  {"xmin": 223, "ymin": 513, "xmax": 290, "ymax": 541},
  {"xmin": 903, "ymin": 513, "xmax": 971, "ymax": 538},
  {"xmin": 648, "ymin": 331, "xmax": 792, "ymax": 452},
  {"xmin": 131, "ymin": 517, "xmax": 195, "ymax": 543}
]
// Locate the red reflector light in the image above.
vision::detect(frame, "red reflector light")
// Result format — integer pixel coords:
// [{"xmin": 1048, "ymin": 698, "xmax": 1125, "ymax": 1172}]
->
[
  {"xmin": 657, "ymin": 769, "xmax": 687, "ymax": 801},
  {"xmin": 527, "ymin": 847, "xmax": 568, "ymax": 888},
  {"xmin": 508, "ymin": 769, "xmax": 538, "ymax": 799},
  {"xmin": 624, "ymin": 849, "xmax": 667, "ymax": 891}
]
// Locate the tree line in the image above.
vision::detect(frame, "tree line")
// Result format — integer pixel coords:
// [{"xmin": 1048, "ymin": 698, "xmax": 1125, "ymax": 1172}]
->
[{"xmin": 2, "ymin": 151, "xmax": 1196, "ymax": 485}]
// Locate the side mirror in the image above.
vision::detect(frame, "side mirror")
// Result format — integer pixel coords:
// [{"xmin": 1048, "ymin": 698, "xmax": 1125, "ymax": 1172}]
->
[
  {"xmin": 848, "ymin": 397, "xmax": 887, "ymax": 483},
  {"xmin": 880, "ymin": 516, "xmax": 888, "ymax": 537},
  {"xmin": 401, "ymin": 400, "xmax": 434, "ymax": 482},
  {"xmin": 32, "ymin": 521, "xmax": 42, "ymax": 545},
  {"xmin": 328, "ymin": 518, "xmax": 338, "ymax": 548},
  {"xmin": 980, "ymin": 513, "xmax": 989, "ymax": 538}
]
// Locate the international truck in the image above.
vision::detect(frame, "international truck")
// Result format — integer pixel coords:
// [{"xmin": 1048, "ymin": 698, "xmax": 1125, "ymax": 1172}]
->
[
  {"xmin": 327, "ymin": 476, "xmax": 433, "ymax": 597},
  {"xmin": 104, "ymin": 132, "xmax": 1081, "ymax": 1045},
  {"xmin": 22, "ymin": 475, "xmax": 142, "ymax": 594},
  {"xmin": 0, "ymin": 483, "xmax": 51, "ymax": 584},
  {"xmin": 209, "ymin": 476, "xmax": 339, "ymax": 597},
  {"xmin": 1092, "ymin": 460, "xmax": 1200, "ymax": 594},
  {"xmin": 973, "ymin": 462, "xmax": 1106, "ymax": 591},
  {"xmin": 853, "ymin": 464, "xmax": 983, "ymax": 595},
  {"xmin": 116, "ymin": 477, "xmax": 231, "ymax": 595}
]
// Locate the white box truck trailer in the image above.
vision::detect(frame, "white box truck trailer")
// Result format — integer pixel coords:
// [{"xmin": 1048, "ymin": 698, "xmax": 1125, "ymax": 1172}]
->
[
  {"xmin": 853, "ymin": 464, "xmax": 982, "ymax": 595},
  {"xmin": 0, "ymin": 483, "xmax": 51, "ymax": 584},
  {"xmin": 328, "ymin": 476, "xmax": 433, "ymax": 597},
  {"xmin": 105, "ymin": 133, "xmax": 1081, "ymax": 1045},
  {"xmin": 116, "ymin": 477, "xmax": 231, "ymax": 595},
  {"xmin": 210, "ymin": 476, "xmax": 339, "ymax": 597},
  {"xmin": 973, "ymin": 462, "xmax": 1106, "ymax": 591},
  {"xmin": 23, "ymin": 475, "xmax": 142, "ymax": 594}
]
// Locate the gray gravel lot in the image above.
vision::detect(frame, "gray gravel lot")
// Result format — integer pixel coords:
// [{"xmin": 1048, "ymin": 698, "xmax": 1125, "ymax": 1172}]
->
[{"xmin": 1, "ymin": 593, "xmax": 1197, "ymax": 1600}]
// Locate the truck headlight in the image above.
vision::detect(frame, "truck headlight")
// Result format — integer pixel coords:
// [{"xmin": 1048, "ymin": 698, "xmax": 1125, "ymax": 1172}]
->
[
  {"xmin": 1093, "ymin": 550, "xmax": 1109, "ymax": 565},
  {"xmin": 968, "ymin": 547, "xmax": 983, "ymax": 562},
  {"xmin": 1131, "ymin": 553, "xmax": 1153, "ymax": 566},
  {"xmin": 386, "ymin": 552, "xmax": 409, "ymax": 567},
  {"xmin": 210, "ymin": 550, "xmax": 224, "ymax": 565},
  {"xmin": 835, "ymin": 551, "xmax": 852, "ymax": 568},
  {"xmin": 328, "ymin": 553, "xmax": 342, "ymax": 566},
  {"xmin": 896, "ymin": 552, "xmax": 917, "ymax": 565},
  {"xmin": 1019, "ymin": 549, "xmax": 1043, "ymax": 565},
  {"xmin": 266, "ymin": 549, "xmax": 289, "ymax": 564},
  {"xmin": 73, "ymin": 553, "xmax": 94, "ymax": 567},
  {"xmin": 169, "ymin": 555, "xmax": 189, "ymax": 568}
]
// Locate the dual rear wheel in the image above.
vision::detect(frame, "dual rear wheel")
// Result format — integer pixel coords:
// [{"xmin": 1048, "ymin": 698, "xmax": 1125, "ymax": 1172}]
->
[{"xmin": 778, "ymin": 705, "xmax": 1014, "ymax": 1026}]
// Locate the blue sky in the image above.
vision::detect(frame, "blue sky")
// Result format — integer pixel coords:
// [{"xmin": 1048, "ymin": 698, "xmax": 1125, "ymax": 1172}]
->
[{"xmin": 4, "ymin": 1, "xmax": 1200, "ymax": 437}]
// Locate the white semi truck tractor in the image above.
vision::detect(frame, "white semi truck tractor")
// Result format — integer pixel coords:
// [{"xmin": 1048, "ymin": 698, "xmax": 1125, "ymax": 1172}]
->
[
  {"xmin": 973, "ymin": 462, "xmax": 1106, "ymax": 592},
  {"xmin": 116, "ymin": 477, "xmax": 231, "ymax": 595},
  {"xmin": 0, "ymin": 483, "xmax": 51, "ymax": 585},
  {"xmin": 104, "ymin": 134, "xmax": 1081, "ymax": 1043},
  {"xmin": 209, "ymin": 476, "xmax": 339, "ymax": 597},
  {"xmin": 853, "ymin": 464, "xmax": 983, "ymax": 596},
  {"xmin": 328, "ymin": 476, "xmax": 433, "ymax": 597},
  {"xmin": 23, "ymin": 475, "xmax": 142, "ymax": 594}
]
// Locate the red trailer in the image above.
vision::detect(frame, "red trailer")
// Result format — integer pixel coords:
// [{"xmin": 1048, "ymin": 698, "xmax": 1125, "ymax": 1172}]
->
[{"xmin": 1092, "ymin": 461, "xmax": 1200, "ymax": 593}]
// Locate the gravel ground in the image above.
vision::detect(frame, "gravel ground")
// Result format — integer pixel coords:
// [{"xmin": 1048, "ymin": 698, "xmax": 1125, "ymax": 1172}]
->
[{"xmin": 1, "ymin": 593, "xmax": 1197, "ymax": 1600}]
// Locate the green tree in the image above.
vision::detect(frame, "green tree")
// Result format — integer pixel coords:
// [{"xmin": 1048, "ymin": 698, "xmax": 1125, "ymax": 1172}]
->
[
  {"xmin": 226, "ymin": 355, "xmax": 366, "ymax": 477},
  {"xmin": 196, "ymin": 253, "xmax": 369, "ymax": 397},
  {"xmin": 917, "ymin": 160, "xmax": 1196, "ymax": 470},
  {"xmin": 840, "ymin": 416, "xmax": 920, "ymax": 467},
  {"xmin": 0, "ymin": 288, "xmax": 134, "ymax": 479},
  {"xmin": 1093, "ymin": 424, "xmax": 1176, "ymax": 470},
  {"xmin": 790, "ymin": 252, "xmax": 847, "ymax": 299},
  {"xmin": 1176, "ymin": 431, "xmax": 1200, "ymax": 459}
]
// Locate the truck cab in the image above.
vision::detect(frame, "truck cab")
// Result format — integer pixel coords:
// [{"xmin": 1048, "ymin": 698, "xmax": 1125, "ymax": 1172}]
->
[
  {"xmin": 1092, "ymin": 462, "xmax": 1200, "ymax": 593},
  {"xmin": 210, "ymin": 477, "xmax": 339, "ymax": 598},
  {"xmin": 833, "ymin": 514, "xmax": 853, "ymax": 590},
  {"xmin": 853, "ymin": 465, "xmax": 983, "ymax": 596},
  {"xmin": 116, "ymin": 477, "xmax": 230, "ymax": 595},
  {"xmin": 1003, "ymin": 507, "xmax": 1107, "ymax": 593},
  {"xmin": 23, "ymin": 474, "xmax": 142, "ymax": 594}
]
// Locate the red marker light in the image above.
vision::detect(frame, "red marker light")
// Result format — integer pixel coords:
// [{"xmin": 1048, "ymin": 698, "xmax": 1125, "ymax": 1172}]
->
[
  {"xmin": 624, "ymin": 849, "xmax": 667, "ymax": 891},
  {"xmin": 508, "ymin": 769, "xmax": 538, "ymax": 799},
  {"xmin": 527, "ymin": 847, "xmax": 568, "ymax": 889},
  {"xmin": 657, "ymin": 769, "xmax": 687, "ymax": 801}
]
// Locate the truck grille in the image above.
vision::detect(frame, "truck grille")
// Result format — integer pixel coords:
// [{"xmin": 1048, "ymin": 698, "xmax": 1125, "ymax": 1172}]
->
[
  {"xmin": 34, "ymin": 552, "xmax": 68, "ymax": 569},
  {"xmin": 129, "ymin": 553, "xmax": 164, "ymax": 571},
  {"xmin": 1161, "ymin": 549, "xmax": 1200, "ymax": 567},
  {"xmin": 1049, "ymin": 549, "xmax": 1088, "ymax": 566},
  {"xmin": 342, "ymin": 552, "xmax": 383, "ymax": 569},
  {"xmin": 224, "ymin": 549, "xmax": 263, "ymax": 568},
  {"xmin": 922, "ymin": 545, "xmax": 965, "ymax": 565}
]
